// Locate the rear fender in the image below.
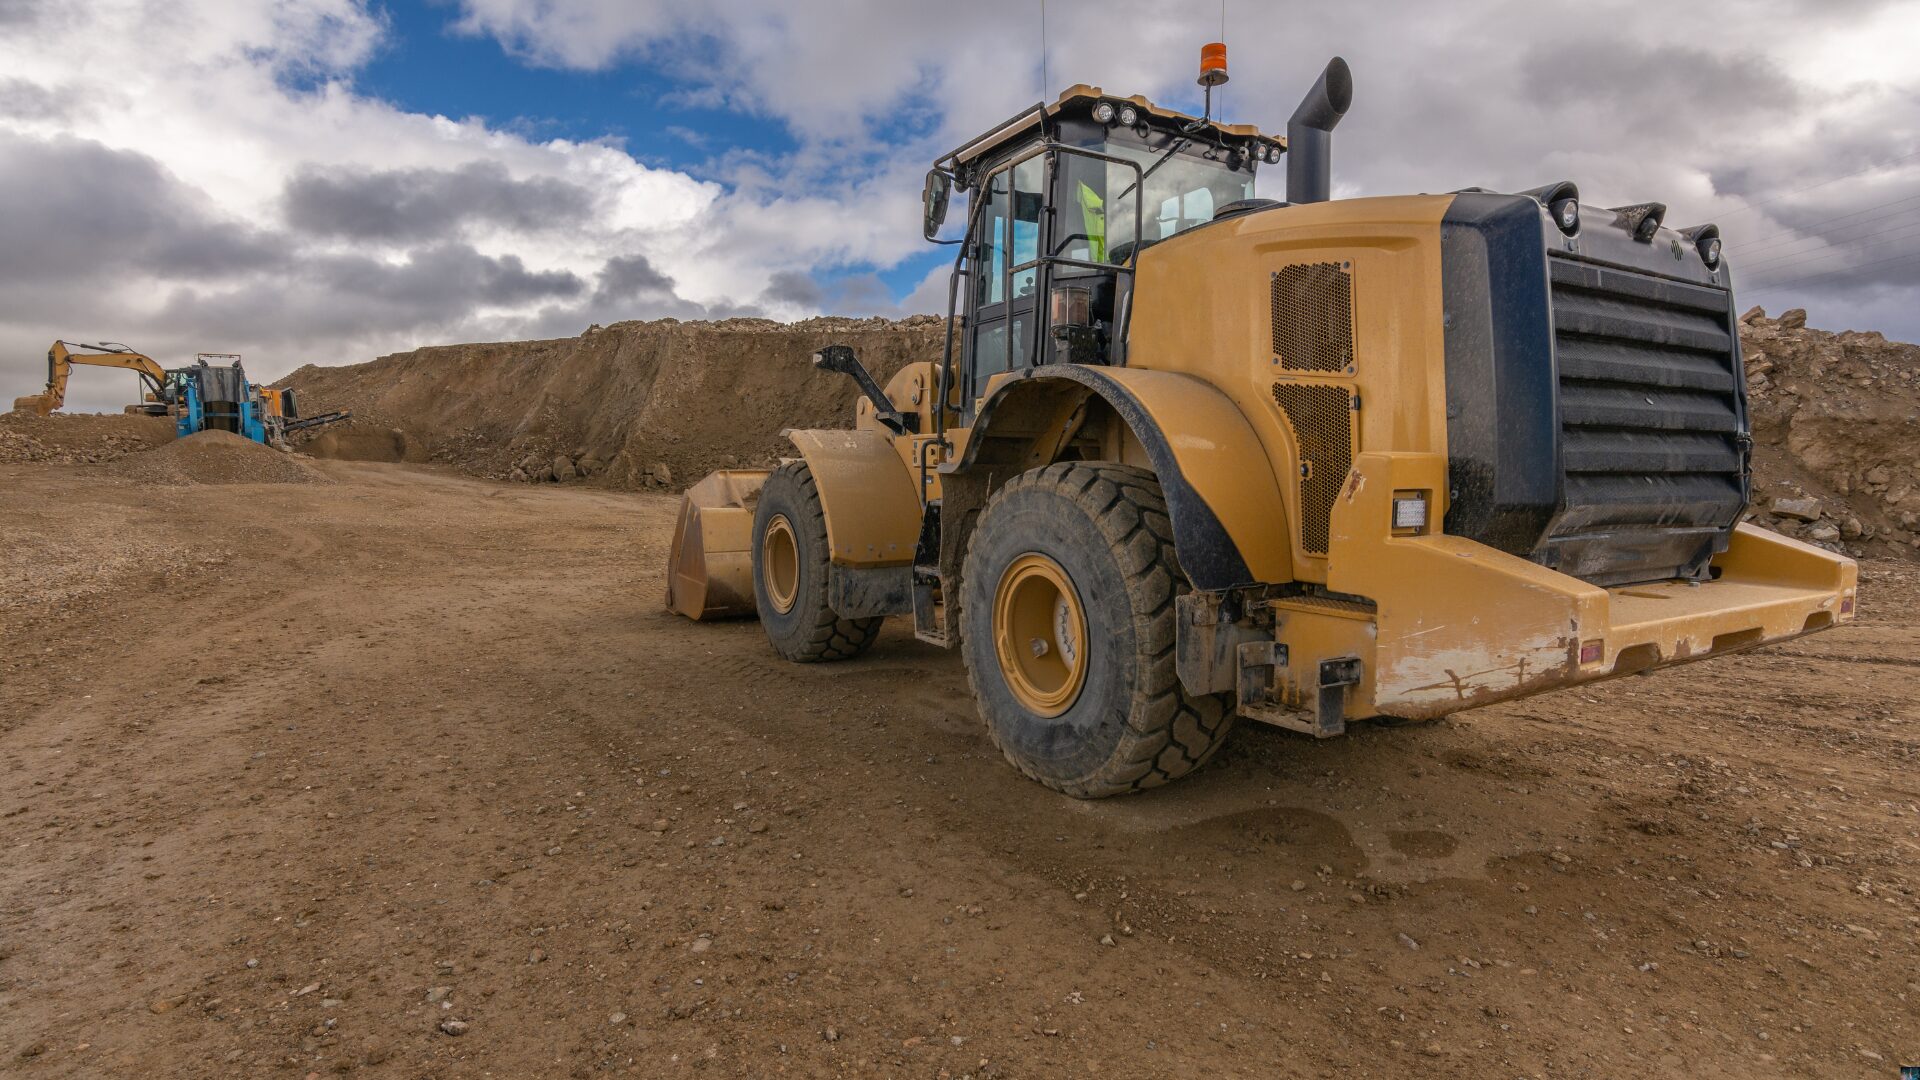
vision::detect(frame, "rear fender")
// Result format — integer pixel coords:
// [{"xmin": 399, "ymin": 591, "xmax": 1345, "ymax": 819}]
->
[
  {"xmin": 784, "ymin": 427, "xmax": 922, "ymax": 569},
  {"xmin": 950, "ymin": 367, "xmax": 1292, "ymax": 590}
]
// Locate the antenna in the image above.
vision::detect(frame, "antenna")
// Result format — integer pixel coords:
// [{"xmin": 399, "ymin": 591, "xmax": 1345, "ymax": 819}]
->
[{"xmin": 1040, "ymin": 0, "xmax": 1048, "ymax": 96}]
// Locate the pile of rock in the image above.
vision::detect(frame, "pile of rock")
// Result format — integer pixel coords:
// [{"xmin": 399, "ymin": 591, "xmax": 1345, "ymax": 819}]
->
[
  {"xmin": 1738, "ymin": 307, "xmax": 1920, "ymax": 558},
  {"xmin": 510, "ymin": 450, "xmax": 602, "ymax": 484},
  {"xmin": 1745, "ymin": 491, "xmax": 1872, "ymax": 550},
  {"xmin": 507, "ymin": 449, "xmax": 677, "ymax": 487}
]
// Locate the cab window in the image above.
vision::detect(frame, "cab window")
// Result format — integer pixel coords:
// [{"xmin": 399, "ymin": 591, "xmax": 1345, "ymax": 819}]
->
[
  {"xmin": 975, "ymin": 170, "xmax": 1008, "ymax": 306},
  {"xmin": 1010, "ymin": 156, "xmax": 1043, "ymax": 298}
]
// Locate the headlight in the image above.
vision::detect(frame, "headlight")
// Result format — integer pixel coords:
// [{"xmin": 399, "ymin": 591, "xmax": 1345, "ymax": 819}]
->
[
  {"xmin": 1092, "ymin": 101, "xmax": 1115, "ymax": 124},
  {"xmin": 1117, "ymin": 105, "xmax": 1139, "ymax": 127},
  {"xmin": 1700, "ymin": 235, "xmax": 1722, "ymax": 269},
  {"xmin": 1265, "ymin": 144, "xmax": 1281, "ymax": 164},
  {"xmin": 1552, "ymin": 198, "xmax": 1579, "ymax": 235}
]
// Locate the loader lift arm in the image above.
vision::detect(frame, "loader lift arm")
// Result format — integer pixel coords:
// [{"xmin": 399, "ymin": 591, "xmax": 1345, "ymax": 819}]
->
[{"xmin": 11, "ymin": 341, "xmax": 170, "ymax": 415}]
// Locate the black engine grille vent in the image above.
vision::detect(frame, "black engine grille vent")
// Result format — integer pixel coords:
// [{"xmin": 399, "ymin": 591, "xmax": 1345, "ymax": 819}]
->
[{"xmin": 1539, "ymin": 256, "xmax": 1747, "ymax": 584}]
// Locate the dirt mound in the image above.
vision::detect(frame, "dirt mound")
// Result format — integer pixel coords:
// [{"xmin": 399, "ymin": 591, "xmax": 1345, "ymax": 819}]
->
[
  {"xmin": 0, "ymin": 411, "xmax": 174, "ymax": 464},
  {"xmin": 1739, "ymin": 308, "xmax": 1920, "ymax": 558},
  {"xmin": 280, "ymin": 314, "xmax": 947, "ymax": 487},
  {"xmin": 106, "ymin": 429, "xmax": 327, "ymax": 486}
]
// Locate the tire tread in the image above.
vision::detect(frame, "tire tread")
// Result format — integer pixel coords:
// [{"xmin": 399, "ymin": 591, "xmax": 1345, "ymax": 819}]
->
[
  {"xmin": 757, "ymin": 461, "xmax": 882, "ymax": 663},
  {"xmin": 963, "ymin": 462, "xmax": 1233, "ymax": 797}
]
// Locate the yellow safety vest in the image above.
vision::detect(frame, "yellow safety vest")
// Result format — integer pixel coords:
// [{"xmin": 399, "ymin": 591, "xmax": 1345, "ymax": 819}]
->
[{"xmin": 1076, "ymin": 182, "xmax": 1107, "ymax": 263}]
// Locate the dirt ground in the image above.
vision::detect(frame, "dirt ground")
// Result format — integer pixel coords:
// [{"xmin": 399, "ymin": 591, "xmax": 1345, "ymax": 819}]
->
[{"xmin": 2, "ymin": 459, "xmax": 1917, "ymax": 1079}]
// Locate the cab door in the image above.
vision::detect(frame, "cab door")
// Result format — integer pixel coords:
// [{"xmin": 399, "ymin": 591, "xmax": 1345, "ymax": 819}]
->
[{"xmin": 962, "ymin": 155, "xmax": 1047, "ymax": 412}]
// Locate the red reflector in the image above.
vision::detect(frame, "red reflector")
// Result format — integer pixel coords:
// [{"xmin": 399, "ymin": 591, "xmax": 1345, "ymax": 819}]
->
[
  {"xmin": 1841, "ymin": 596, "xmax": 1854, "ymax": 615},
  {"xmin": 1579, "ymin": 640, "xmax": 1603, "ymax": 664}
]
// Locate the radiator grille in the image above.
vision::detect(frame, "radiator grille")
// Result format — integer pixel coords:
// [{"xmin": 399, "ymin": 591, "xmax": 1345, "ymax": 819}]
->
[
  {"xmin": 1541, "ymin": 256, "xmax": 1746, "ymax": 584},
  {"xmin": 1270, "ymin": 382, "xmax": 1355, "ymax": 555},
  {"xmin": 1270, "ymin": 262, "xmax": 1355, "ymax": 373}
]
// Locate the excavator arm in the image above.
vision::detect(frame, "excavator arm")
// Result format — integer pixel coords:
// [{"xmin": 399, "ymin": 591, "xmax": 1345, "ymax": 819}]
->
[{"xmin": 11, "ymin": 341, "xmax": 170, "ymax": 415}]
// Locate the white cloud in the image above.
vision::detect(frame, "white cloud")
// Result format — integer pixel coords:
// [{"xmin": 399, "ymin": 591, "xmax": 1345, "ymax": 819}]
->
[
  {"xmin": 2, "ymin": 0, "xmax": 1918, "ymax": 411},
  {"xmin": 0, "ymin": 0, "xmax": 766, "ymax": 409},
  {"xmin": 450, "ymin": 0, "xmax": 1920, "ymax": 336}
]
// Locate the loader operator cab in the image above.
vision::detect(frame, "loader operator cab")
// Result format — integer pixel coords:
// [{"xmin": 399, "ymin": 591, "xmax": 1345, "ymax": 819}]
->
[{"xmin": 928, "ymin": 87, "xmax": 1279, "ymax": 414}]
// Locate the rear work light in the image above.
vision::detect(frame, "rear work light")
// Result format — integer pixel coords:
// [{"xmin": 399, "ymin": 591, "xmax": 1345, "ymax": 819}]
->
[{"xmin": 1391, "ymin": 491, "xmax": 1428, "ymax": 534}]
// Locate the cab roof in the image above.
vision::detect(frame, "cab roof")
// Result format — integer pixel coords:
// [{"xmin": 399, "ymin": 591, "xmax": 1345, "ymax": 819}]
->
[{"xmin": 941, "ymin": 84, "xmax": 1283, "ymax": 171}]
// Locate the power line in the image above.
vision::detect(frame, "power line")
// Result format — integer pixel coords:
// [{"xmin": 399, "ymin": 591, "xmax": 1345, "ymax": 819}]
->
[
  {"xmin": 1734, "ymin": 206, "xmax": 1920, "ymax": 268},
  {"xmin": 1737, "ymin": 217, "xmax": 1920, "ymax": 274},
  {"xmin": 1712, "ymin": 146, "xmax": 1920, "ymax": 221},
  {"xmin": 1744, "ymin": 247, "xmax": 1920, "ymax": 293},
  {"xmin": 1727, "ymin": 192, "xmax": 1920, "ymax": 254}
]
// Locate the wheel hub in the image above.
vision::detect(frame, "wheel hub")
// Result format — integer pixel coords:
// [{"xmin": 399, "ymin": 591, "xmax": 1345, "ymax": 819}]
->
[
  {"xmin": 993, "ymin": 553, "xmax": 1089, "ymax": 717},
  {"xmin": 762, "ymin": 514, "xmax": 799, "ymax": 615}
]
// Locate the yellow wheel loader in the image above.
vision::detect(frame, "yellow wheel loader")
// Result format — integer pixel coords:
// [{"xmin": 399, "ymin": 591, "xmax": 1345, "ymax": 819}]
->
[{"xmin": 669, "ymin": 49, "xmax": 1857, "ymax": 798}]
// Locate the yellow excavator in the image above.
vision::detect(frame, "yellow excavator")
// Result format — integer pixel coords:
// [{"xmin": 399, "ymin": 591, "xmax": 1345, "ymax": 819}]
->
[
  {"xmin": 668, "ymin": 48, "xmax": 1856, "ymax": 797},
  {"xmin": 12, "ymin": 341, "xmax": 169, "ymax": 416}
]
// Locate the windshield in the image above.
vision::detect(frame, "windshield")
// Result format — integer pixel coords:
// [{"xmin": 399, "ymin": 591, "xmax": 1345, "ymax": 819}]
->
[{"xmin": 1056, "ymin": 140, "xmax": 1256, "ymax": 263}]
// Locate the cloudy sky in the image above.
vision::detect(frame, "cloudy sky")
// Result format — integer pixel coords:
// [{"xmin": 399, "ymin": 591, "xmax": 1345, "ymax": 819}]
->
[{"xmin": 2, "ymin": 0, "xmax": 1917, "ymax": 410}]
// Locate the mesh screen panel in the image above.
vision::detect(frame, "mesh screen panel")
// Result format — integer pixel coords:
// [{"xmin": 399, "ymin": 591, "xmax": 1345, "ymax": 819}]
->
[
  {"xmin": 1270, "ymin": 382, "xmax": 1355, "ymax": 554},
  {"xmin": 1270, "ymin": 263, "xmax": 1355, "ymax": 373}
]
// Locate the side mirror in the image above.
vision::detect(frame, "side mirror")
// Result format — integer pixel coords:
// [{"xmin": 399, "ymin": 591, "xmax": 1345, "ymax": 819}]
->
[{"xmin": 922, "ymin": 169, "xmax": 952, "ymax": 241}]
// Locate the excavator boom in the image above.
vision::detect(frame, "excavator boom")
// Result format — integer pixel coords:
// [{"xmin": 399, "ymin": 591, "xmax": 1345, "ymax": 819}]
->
[{"xmin": 11, "ymin": 341, "xmax": 169, "ymax": 415}]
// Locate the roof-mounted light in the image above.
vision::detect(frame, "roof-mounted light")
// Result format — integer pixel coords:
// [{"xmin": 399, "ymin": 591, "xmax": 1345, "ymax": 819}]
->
[
  {"xmin": 1680, "ymin": 223, "xmax": 1723, "ymax": 269},
  {"xmin": 1198, "ymin": 42, "xmax": 1229, "ymax": 87},
  {"xmin": 1516, "ymin": 181, "xmax": 1580, "ymax": 237},
  {"xmin": 1610, "ymin": 202, "xmax": 1668, "ymax": 243},
  {"xmin": 1092, "ymin": 101, "xmax": 1115, "ymax": 125},
  {"xmin": 1117, "ymin": 104, "xmax": 1139, "ymax": 128},
  {"xmin": 1554, "ymin": 198, "xmax": 1579, "ymax": 235}
]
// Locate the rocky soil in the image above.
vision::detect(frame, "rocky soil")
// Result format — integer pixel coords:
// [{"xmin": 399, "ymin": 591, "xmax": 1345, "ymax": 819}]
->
[
  {"xmin": 0, "ymin": 412, "xmax": 175, "ymax": 465},
  {"xmin": 1740, "ymin": 307, "xmax": 1920, "ymax": 560},
  {"xmin": 1, "ymin": 460, "xmax": 1915, "ymax": 1079}
]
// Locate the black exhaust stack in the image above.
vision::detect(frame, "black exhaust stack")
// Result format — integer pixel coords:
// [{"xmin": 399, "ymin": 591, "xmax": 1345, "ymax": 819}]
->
[{"xmin": 1286, "ymin": 57, "xmax": 1353, "ymax": 205}]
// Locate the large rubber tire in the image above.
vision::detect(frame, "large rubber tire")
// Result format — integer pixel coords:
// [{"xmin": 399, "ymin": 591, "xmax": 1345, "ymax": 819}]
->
[
  {"xmin": 961, "ymin": 462, "xmax": 1234, "ymax": 797},
  {"xmin": 751, "ymin": 461, "xmax": 883, "ymax": 662}
]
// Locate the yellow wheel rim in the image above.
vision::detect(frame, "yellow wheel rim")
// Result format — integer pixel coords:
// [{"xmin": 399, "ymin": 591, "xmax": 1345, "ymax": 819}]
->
[
  {"xmin": 992, "ymin": 553, "xmax": 1089, "ymax": 717},
  {"xmin": 763, "ymin": 514, "xmax": 800, "ymax": 615}
]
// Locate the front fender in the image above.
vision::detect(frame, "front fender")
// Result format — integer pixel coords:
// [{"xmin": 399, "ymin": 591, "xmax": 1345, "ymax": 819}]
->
[
  {"xmin": 784, "ymin": 428, "xmax": 921, "ymax": 568},
  {"xmin": 957, "ymin": 367, "xmax": 1292, "ymax": 589}
]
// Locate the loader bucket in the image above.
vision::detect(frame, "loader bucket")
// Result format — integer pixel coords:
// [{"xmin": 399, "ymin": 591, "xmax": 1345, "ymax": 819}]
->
[{"xmin": 666, "ymin": 469, "xmax": 771, "ymax": 620}]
